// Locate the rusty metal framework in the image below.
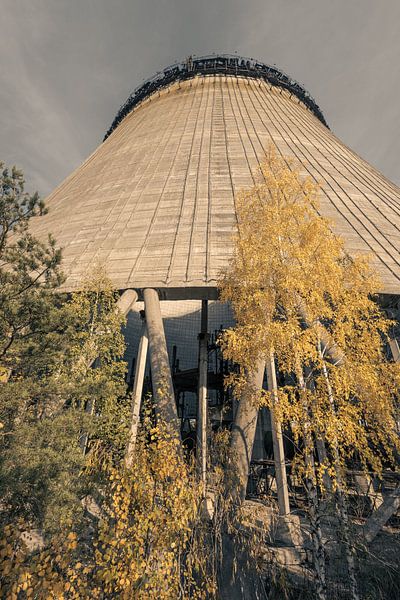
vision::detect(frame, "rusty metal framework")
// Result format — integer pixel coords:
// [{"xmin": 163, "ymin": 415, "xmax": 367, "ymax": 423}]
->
[{"xmin": 104, "ymin": 53, "xmax": 328, "ymax": 140}]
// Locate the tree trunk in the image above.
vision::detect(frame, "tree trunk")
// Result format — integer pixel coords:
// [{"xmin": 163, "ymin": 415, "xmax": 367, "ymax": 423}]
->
[
  {"xmin": 319, "ymin": 347, "xmax": 359, "ymax": 600},
  {"xmin": 230, "ymin": 361, "xmax": 265, "ymax": 504},
  {"xmin": 296, "ymin": 363, "xmax": 327, "ymax": 600}
]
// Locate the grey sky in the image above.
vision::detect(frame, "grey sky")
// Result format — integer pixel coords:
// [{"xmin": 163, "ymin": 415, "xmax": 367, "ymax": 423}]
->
[{"xmin": 1, "ymin": 0, "xmax": 399, "ymax": 197}]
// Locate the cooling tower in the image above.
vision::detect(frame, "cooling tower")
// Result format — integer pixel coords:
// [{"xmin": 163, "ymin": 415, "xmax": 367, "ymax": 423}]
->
[
  {"xmin": 27, "ymin": 55, "xmax": 400, "ymax": 471},
  {"xmin": 30, "ymin": 54, "xmax": 400, "ymax": 297}
]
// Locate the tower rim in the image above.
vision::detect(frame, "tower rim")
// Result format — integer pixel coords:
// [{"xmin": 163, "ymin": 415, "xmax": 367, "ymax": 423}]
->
[{"xmin": 104, "ymin": 53, "xmax": 328, "ymax": 140}]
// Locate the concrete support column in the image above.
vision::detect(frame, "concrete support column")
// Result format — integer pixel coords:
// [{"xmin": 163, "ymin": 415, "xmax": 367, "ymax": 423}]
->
[
  {"xmin": 143, "ymin": 288, "xmax": 181, "ymax": 441},
  {"xmin": 266, "ymin": 352, "xmax": 290, "ymax": 516},
  {"xmin": 81, "ymin": 288, "xmax": 139, "ymax": 455},
  {"xmin": 315, "ymin": 438, "xmax": 332, "ymax": 492},
  {"xmin": 125, "ymin": 314, "xmax": 148, "ymax": 468},
  {"xmin": 117, "ymin": 288, "xmax": 139, "ymax": 316},
  {"xmin": 306, "ymin": 366, "xmax": 332, "ymax": 492},
  {"xmin": 389, "ymin": 338, "xmax": 400, "ymax": 362},
  {"xmin": 252, "ymin": 408, "xmax": 268, "ymax": 460},
  {"xmin": 230, "ymin": 360, "xmax": 265, "ymax": 504},
  {"xmin": 197, "ymin": 300, "xmax": 209, "ymax": 487},
  {"xmin": 363, "ymin": 485, "xmax": 400, "ymax": 544},
  {"xmin": 389, "ymin": 337, "xmax": 400, "ymax": 433}
]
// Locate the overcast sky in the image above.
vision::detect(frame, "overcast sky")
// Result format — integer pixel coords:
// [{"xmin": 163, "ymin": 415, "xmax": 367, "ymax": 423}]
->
[{"xmin": 1, "ymin": 0, "xmax": 399, "ymax": 197}]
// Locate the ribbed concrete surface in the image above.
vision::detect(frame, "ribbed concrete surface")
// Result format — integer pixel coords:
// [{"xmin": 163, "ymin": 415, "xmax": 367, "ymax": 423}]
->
[{"xmin": 30, "ymin": 75, "xmax": 400, "ymax": 295}]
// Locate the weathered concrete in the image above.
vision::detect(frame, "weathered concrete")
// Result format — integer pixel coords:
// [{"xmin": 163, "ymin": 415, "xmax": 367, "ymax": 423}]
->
[
  {"xmin": 143, "ymin": 288, "xmax": 181, "ymax": 440},
  {"xmin": 117, "ymin": 288, "xmax": 139, "ymax": 316},
  {"xmin": 125, "ymin": 314, "xmax": 148, "ymax": 467},
  {"xmin": 363, "ymin": 485, "xmax": 400, "ymax": 544},
  {"xmin": 27, "ymin": 75, "xmax": 400, "ymax": 297},
  {"xmin": 389, "ymin": 337, "xmax": 400, "ymax": 362}
]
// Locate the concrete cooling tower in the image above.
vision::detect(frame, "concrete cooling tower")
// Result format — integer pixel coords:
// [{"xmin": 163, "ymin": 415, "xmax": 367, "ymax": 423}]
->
[{"xmin": 28, "ymin": 54, "xmax": 400, "ymax": 467}]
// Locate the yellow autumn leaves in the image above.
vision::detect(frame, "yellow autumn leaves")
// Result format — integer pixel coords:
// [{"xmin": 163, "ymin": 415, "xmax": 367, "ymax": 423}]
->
[
  {"xmin": 0, "ymin": 411, "xmax": 215, "ymax": 599},
  {"xmin": 219, "ymin": 147, "xmax": 400, "ymax": 486}
]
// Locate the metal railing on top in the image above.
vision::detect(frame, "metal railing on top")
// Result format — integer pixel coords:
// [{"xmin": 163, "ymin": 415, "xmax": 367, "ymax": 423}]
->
[{"xmin": 104, "ymin": 53, "xmax": 328, "ymax": 140}]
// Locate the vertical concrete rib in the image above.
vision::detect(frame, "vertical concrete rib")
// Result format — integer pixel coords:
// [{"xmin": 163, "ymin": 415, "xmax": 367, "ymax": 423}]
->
[
  {"xmin": 251, "ymin": 81, "xmax": 400, "ymax": 277},
  {"xmin": 205, "ymin": 77, "xmax": 216, "ymax": 282},
  {"xmin": 167, "ymin": 78, "xmax": 206, "ymax": 283},
  {"xmin": 186, "ymin": 77, "xmax": 211, "ymax": 282},
  {"xmin": 283, "ymin": 93, "xmax": 400, "ymax": 217},
  {"xmin": 127, "ymin": 79, "xmax": 199, "ymax": 284},
  {"xmin": 264, "ymin": 83, "xmax": 400, "ymax": 263},
  {"xmin": 273, "ymin": 86, "xmax": 400, "ymax": 261}
]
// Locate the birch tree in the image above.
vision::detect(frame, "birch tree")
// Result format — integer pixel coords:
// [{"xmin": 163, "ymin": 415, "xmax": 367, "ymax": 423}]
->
[{"xmin": 219, "ymin": 148, "xmax": 400, "ymax": 599}]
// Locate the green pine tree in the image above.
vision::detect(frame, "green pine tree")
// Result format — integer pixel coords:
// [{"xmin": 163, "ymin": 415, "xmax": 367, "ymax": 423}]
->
[{"xmin": 0, "ymin": 163, "xmax": 129, "ymax": 536}]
